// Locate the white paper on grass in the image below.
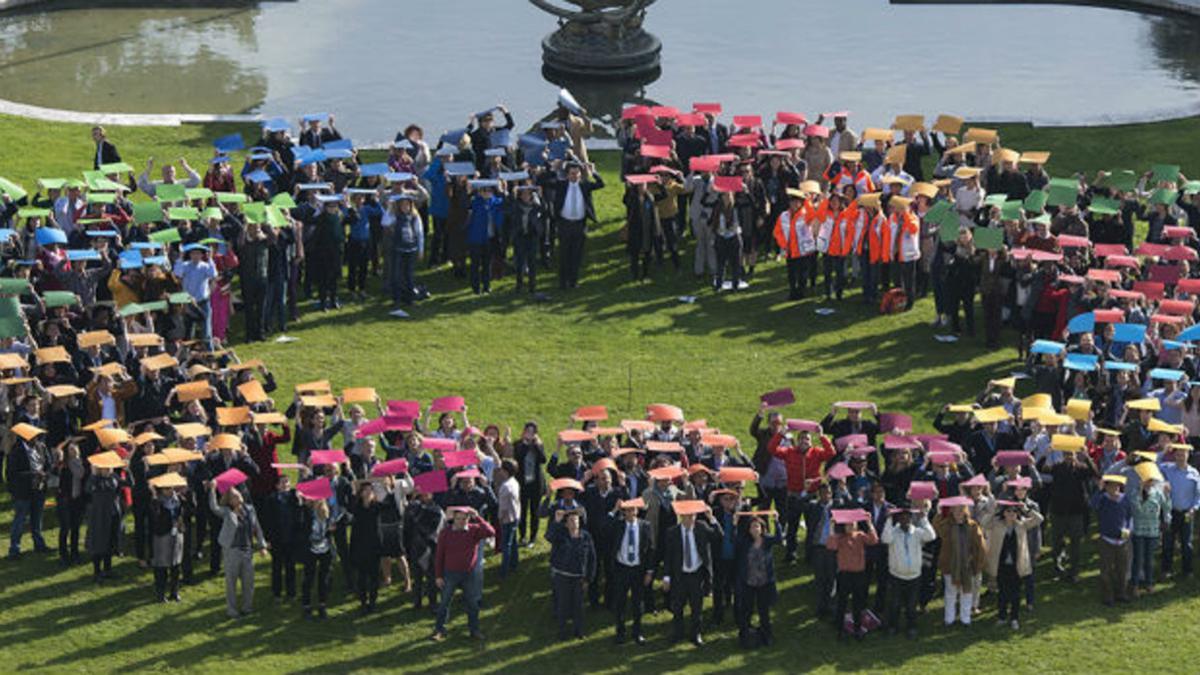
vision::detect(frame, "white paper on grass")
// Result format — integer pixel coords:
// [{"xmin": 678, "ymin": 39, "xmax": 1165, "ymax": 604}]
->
[
  {"xmin": 933, "ymin": 334, "xmax": 958, "ymax": 343},
  {"xmin": 815, "ymin": 308, "xmax": 835, "ymax": 316},
  {"xmin": 389, "ymin": 309, "xmax": 410, "ymax": 318},
  {"xmin": 273, "ymin": 335, "xmax": 298, "ymax": 344},
  {"xmin": 677, "ymin": 296, "xmax": 697, "ymax": 304}
]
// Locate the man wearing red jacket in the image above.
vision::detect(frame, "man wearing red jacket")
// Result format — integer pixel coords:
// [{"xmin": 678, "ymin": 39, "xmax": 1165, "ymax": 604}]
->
[
  {"xmin": 768, "ymin": 423, "xmax": 836, "ymax": 562},
  {"xmin": 431, "ymin": 506, "xmax": 496, "ymax": 642}
]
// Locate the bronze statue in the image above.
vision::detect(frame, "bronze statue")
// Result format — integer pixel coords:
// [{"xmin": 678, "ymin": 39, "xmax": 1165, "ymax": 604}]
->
[{"xmin": 530, "ymin": 0, "xmax": 661, "ymax": 78}]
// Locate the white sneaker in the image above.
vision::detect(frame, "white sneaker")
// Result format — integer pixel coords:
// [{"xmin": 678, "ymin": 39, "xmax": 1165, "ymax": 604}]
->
[{"xmin": 1010, "ymin": 619, "xmax": 1020, "ymax": 630}]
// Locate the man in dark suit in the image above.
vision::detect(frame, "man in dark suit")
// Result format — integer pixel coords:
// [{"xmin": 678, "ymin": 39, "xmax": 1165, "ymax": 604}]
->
[
  {"xmin": 550, "ymin": 161, "xmax": 605, "ymax": 290},
  {"xmin": 298, "ymin": 115, "xmax": 342, "ymax": 149},
  {"xmin": 91, "ymin": 126, "xmax": 121, "ymax": 170},
  {"xmin": 606, "ymin": 498, "xmax": 653, "ymax": 645},
  {"xmin": 582, "ymin": 466, "xmax": 627, "ymax": 609},
  {"xmin": 699, "ymin": 114, "xmax": 728, "ymax": 155},
  {"xmin": 662, "ymin": 500, "xmax": 723, "ymax": 646}
]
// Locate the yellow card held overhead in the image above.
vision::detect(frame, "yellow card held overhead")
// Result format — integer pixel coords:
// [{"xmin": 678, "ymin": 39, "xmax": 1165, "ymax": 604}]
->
[
  {"xmin": 1066, "ymin": 399, "xmax": 1092, "ymax": 421},
  {"xmin": 252, "ymin": 411, "xmax": 287, "ymax": 425},
  {"xmin": 77, "ymin": 330, "xmax": 116, "ymax": 349},
  {"xmin": 932, "ymin": 114, "xmax": 964, "ymax": 135},
  {"xmin": 891, "ymin": 114, "xmax": 925, "ymax": 132},
  {"xmin": 1051, "ymin": 434, "xmax": 1086, "ymax": 452},
  {"xmin": 1135, "ymin": 461, "xmax": 1164, "ymax": 483},
  {"xmin": 300, "ymin": 394, "xmax": 338, "ymax": 409},
  {"xmin": 35, "ymin": 346, "xmax": 70, "ymax": 364},
  {"xmin": 0, "ymin": 352, "xmax": 28, "ymax": 370},
  {"xmin": 126, "ymin": 333, "xmax": 163, "ymax": 348},
  {"xmin": 174, "ymin": 381, "xmax": 212, "ymax": 402},
  {"xmin": 295, "ymin": 379, "xmax": 331, "ymax": 394},
  {"xmin": 141, "ymin": 353, "xmax": 179, "ymax": 371},
  {"xmin": 215, "ymin": 406, "xmax": 252, "ymax": 426}
]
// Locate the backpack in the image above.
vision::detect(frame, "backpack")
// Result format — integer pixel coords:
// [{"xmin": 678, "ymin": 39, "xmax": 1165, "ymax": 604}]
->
[{"xmin": 879, "ymin": 288, "xmax": 907, "ymax": 315}]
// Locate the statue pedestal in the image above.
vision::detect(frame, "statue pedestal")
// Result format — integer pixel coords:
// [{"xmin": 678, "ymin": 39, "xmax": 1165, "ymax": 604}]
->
[{"xmin": 541, "ymin": 25, "xmax": 661, "ymax": 79}]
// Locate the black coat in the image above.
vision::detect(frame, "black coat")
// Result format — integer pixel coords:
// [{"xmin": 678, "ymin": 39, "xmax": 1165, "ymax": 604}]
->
[
  {"xmin": 662, "ymin": 519, "xmax": 723, "ymax": 589},
  {"xmin": 512, "ymin": 440, "xmax": 547, "ymax": 494},
  {"xmin": 93, "ymin": 140, "xmax": 121, "ymax": 169},
  {"xmin": 550, "ymin": 175, "xmax": 605, "ymax": 223}
]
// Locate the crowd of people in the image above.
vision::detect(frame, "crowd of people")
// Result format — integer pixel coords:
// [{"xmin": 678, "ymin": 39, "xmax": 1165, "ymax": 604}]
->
[{"xmin": 0, "ymin": 96, "xmax": 1199, "ymax": 653}]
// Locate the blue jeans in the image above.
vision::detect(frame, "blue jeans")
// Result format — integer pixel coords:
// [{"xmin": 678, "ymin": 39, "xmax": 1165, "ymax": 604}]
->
[
  {"xmin": 435, "ymin": 569, "xmax": 482, "ymax": 634},
  {"xmin": 389, "ymin": 250, "xmax": 417, "ymax": 304},
  {"xmin": 1132, "ymin": 535, "xmax": 1157, "ymax": 587},
  {"xmin": 498, "ymin": 522, "xmax": 519, "ymax": 578},
  {"xmin": 9, "ymin": 492, "xmax": 47, "ymax": 555}
]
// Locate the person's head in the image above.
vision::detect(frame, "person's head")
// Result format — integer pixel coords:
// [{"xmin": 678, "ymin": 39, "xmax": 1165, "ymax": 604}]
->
[
  {"xmin": 224, "ymin": 488, "xmax": 244, "ymax": 510},
  {"xmin": 567, "ymin": 446, "xmax": 583, "ymax": 465},
  {"xmin": 680, "ymin": 512, "xmax": 697, "ymax": 528},
  {"xmin": 276, "ymin": 473, "xmax": 290, "ymax": 492},
  {"xmin": 748, "ymin": 517, "xmax": 765, "ymax": 539},
  {"xmin": 1002, "ymin": 503, "xmax": 1020, "ymax": 524},
  {"xmin": 895, "ymin": 509, "xmax": 913, "ymax": 531},
  {"xmin": 949, "ymin": 504, "xmax": 968, "ymax": 524},
  {"xmin": 439, "ymin": 413, "xmax": 455, "ymax": 432},
  {"xmin": 1175, "ymin": 445, "xmax": 1191, "ymax": 467},
  {"xmin": 499, "ymin": 459, "xmax": 517, "ymax": 481},
  {"xmin": 719, "ymin": 491, "xmax": 738, "ymax": 512},
  {"xmin": 817, "ymin": 481, "xmax": 832, "ymax": 503},
  {"xmin": 522, "ymin": 421, "xmax": 538, "ymax": 440},
  {"xmin": 595, "ymin": 468, "xmax": 612, "ymax": 490},
  {"xmin": 871, "ymin": 481, "xmax": 886, "ymax": 504},
  {"xmin": 566, "ymin": 163, "xmax": 583, "ymax": 183},
  {"xmin": 564, "ymin": 509, "xmax": 582, "ymax": 534},
  {"xmin": 1103, "ymin": 478, "xmax": 1123, "ymax": 497},
  {"xmin": 451, "ymin": 508, "xmax": 470, "ymax": 529},
  {"xmin": 311, "ymin": 498, "xmax": 330, "ymax": 520},
  {"xmin": 358, "ymin": 481, "xmax": 376, "ymax": 504},
  {"xmin": 91, "ymin": 126, "xmax": 106, "ymax": 143}
]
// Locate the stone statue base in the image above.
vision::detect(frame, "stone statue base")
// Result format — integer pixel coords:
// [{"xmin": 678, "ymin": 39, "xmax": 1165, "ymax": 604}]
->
[{"xmin": 541, "ymin": 25, "xmax": 661, "ymax": 79}]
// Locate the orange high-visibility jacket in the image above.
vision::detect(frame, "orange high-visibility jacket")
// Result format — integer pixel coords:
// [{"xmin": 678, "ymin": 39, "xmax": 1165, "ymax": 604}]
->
[
  {"xmin": 774, "ymin": 203, "xmax": 817, "ymax": 259},
  {"xmin": 867, "ymin": 211, "xmax": 891, "ymax": 264},
  {"xmin": 828, "ymin": 202, "xmax": 860, "ymax": 257}
]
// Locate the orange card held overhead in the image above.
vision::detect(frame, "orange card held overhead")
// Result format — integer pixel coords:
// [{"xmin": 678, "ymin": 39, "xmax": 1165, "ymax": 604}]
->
[
  {"xmin": 215, "ymin": 406, "xmax": 252, "ymax": 426},
  {"xmin": 342, "ymin": 387, "xmax": 377, "ymax": 404},
  {"xmin": 238, "ymin": 380, "xmax": 269, "ymax": 404},
  {"xmin": 295, "ymin": 379, "xmax": 331, "ymax": 394},
  {"xmin": 174, "ymin": 381, "xmax": 212, "ymax": 402}
]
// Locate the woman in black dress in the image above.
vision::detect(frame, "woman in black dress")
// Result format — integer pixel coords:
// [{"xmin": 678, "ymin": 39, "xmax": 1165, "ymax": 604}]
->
[{"xmin": 349, "ymin": 482, "xmax": 384, "ymax": 613}]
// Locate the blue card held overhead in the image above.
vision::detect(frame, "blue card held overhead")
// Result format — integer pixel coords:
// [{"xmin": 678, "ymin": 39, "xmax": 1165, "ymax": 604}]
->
[
  {"xmin": 1111, "ymin": 322, "xmax": 1147, "ymax": 344},
  {"xmin": 213, "ymin": 133, "xmax": 244, "ymax": 153},
  {"xmin": 1030, "ymin": 340, "xmax": 1065, "ymax": 355}
]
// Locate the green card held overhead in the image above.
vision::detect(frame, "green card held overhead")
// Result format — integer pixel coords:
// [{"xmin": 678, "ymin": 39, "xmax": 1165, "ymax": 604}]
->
[
  {"xmin": 17, "ymin": 208, "xmax": 50, "ymax": 219},
  {"xmin": 0, "ymin": 297, "xmax": 24, "ymax": 339},
  {"xmin": 140, "ymin": 300, "xmax": 168, "ymax": 312},
  {"xmin": 148, "ymin": 227, "xmax": 181, "ymax": 244},
  {"xmin": 37, "ymin": 178, "xmax": 67, "ymax": 191},
  {"xmin": 215, "ymin": 192, "xmax": 247, "ymax": 204},
  {"xmin": 41, "ymin": 291, "xmax": 79, "ymax": 309},
  {"xmin": 0, "ymin": 176, "xmax": 28, "ymax": 201},
  {"xmin": 168, "ymin": 292, "xmax": 192, "ymax": 305},
  {"xmin": 1150, "ymin": 188, "xmax": 1178, "ymax": 205},
  {"xmin": 87, "ymin": 192, "xmax": 117, "ymax": 205},
  {"xmin": 265, "ymin": 205, "xmax": 289, "ymax": 228},
  {"xmin": 1047, "ymin": 184, "xmax": 1077, "ymax": 207},
  {"xmin": 926, "ymin": 200, "xmax": 952, "ymax": 221},
  {"xmin": 185, "ymin": 187, "xmax": 214, "ymax": 201},
  {"xmin": 1089, "ymin": 197, "xmax": 1120, "ymax": 215},
  {"xmin": 1101, "ymin": 170, "xmax": 1137, "ymax": 192},
  {"xmin": 939, "ymin": 217, "xmax": 961, "ymax": 243},
  {"xmin": 982, "ymin": 193, "xmax": 1008, "ymax": 208},
  {"xmin": 0, "ymin": 277, "xmax": 30, "ymax": 296},
  {"xmin": 1000, "ymin": 200, "xmax": 1023, "ymax": 221},
  {"xmin": 133, "ymin": 202, "xmax": 164, "ymax": 225},
  {"xmin": 1023, "ymin": 190, "xmax": 1048, "ymax": 212},
  {"xmin": 973, "ymin": 226, "xmax": 1004, "ymax": 250},
  {"xmin": 1151, "ymin": 163, "xmax": 1180, "ymax": 184},
  {"xmin": 167, "ymin": 206, "xmax": 199, "ymax": 221},
  {"xmin": 155, "ymin": 183, "xmax": 187, "ymax": 203},
  {"xmin": 242, "ymin": 202, "xmax": 266, "ymax": 224},
  {"xmin": 1184, "ymin": 181, "xmax": 1200, "ymax": 195},
  {"xmin": 270, "ymin": 193, "xmax": 297, "ymax": 209},
  {"xmin": 118, "ymin": 303, "xmax": 146, "ymax": 318},
  {"xmin": 98, "ymin": 162, "xmax": 133, "ymax": 175}
]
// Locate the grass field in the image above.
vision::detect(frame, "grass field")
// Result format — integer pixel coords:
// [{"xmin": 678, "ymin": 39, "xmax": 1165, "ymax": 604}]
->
[{"xmin": 3, "ymin": 113, "xmax": 1200, "ymax": 673}]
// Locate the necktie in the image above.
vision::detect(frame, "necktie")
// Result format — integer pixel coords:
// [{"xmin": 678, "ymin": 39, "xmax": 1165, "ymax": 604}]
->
[
  {"xmin": 683, "ymin": 528, "xmax": 695, "ymax": 571},
  {"xmin": 624, "ymin": 524, "xmax": 637, "ymax": 565}
]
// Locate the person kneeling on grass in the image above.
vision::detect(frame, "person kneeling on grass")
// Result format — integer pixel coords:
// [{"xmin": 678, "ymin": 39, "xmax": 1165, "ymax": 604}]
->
[{"xmin": 431, "ymin": 506, "xmax": 495, "ymax": 642}]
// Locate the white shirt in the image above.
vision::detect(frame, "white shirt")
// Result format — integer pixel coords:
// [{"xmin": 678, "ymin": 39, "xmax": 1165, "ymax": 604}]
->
[
  {"xmin": 497, "ymin": 477, "xmax": 520, "ymax": 525},
  {"xmin": 881, "ymin": 518, "xmax": 936, "ymax": 580},
  {"xmin": 681, "ymin": 526, "xmax": 700, "ymax": 574},
  {"xmin": 619, "ymin": 520, "xmax": 640, "ymax": 566},
  {"xmin": 561, "ymin": 181, "xmax": 585, "ymax": 220}
]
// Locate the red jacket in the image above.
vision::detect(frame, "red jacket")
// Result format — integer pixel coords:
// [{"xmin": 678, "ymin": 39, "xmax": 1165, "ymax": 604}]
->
[{"xmin": 768, "ymin": 433, "xmax": 836, "ymax": 493}]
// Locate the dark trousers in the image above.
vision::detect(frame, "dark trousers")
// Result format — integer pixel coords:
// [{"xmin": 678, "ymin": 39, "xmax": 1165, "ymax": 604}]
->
[
  {"xmin": 865, "ymin": 545, "xmax": 888, "ymax": 612},
  {"xmin": 469, "ymin": 243, "xmax": 491, "ymax": 293},
  {"xmin": 316, "ymin": 252, "xmax": 343, "ymax": 304},
  {"xmin": 132, "ymin": 501, "xmax": 150, "ymax": 561},
  {"xmin": 1051, "ymin": 512, "xmax": 1084, "ymax": 578},
  {"xmin": 57, "ymin": 499, "xmax": 83, "ymax": 562},
  {"xmin": 346, "ymin": 240, "xmax": 369, "ymax": 292},
  {"xmin": 835, "ymin": 570, "xmax": 868, "ymax": 631},
  {"xmin": 860, "ymin": 253, "xmax": 876, "ymax": 302},
  {"xmin": 811, "ymin": 547, "xmax": 837, "ymax": 615},
  {"xmin": 996, "ymin": 564, "xmax": 1021, "ymax": 622},
  {"xmin": 429, "ymin": 216, "xmax": 448, "ymax": 266},
  {"xmin": 982, "ymin": 290, "xmax": 1003, "ymax": 347},
  {"xmin": 519, "ymin": 484, "xmax": 541, "ymax": 541},
  {"xmin": 271, "ymin": 548, "xmax": 296, "ymax": 598},
  {"xmin": 1162, "ymin": 510, "xmax": 1193, "ymax": 575},
  {"xmin": 714, "ymin": 234, "xmax": 742, "ymax": 290},
  {"xmin": 333, "ymin": 526, "xmax": 353, "ymax": 591},
  {"xmin": 948, "ymin": 282, "xmax": 976, "ymax": 333},
  {"xmin": 737, "ymin": 583, "xmax": 773, "ymax": 642},
  {"xmin": 659, "ymin": 214, "xmax": 682, "ymax": 270},
  {"xmin": 784, "ymin": 494, "xmax": 805, "ymax": 556},
  {"xmin": 919, "ymin": 540, "xmax": 940, "ymax": 606},
  {"xmin": 513, "ymin": 235, "xmax": 538, "ymax": 292},
  {"xmin": 886, "ymin": 574, "xmax": 919, "ymax": 630},
  {"xmin": 611, "ymin": 562, "xmax": 645, "ymax": 638},
  {"xmin": 182, "ymin": 515, "xmax": 195, "ymax": 583},
  {"xmin": 242, "ymin": 281, "xmax": 266, "ymax": 341},
  {"xmin": 630, "ymin": 249, "xmax": 654, "ymax": 281},
  {"xmin": 390, "ymin": 250, "xmax": 417, "ymax": 305},
  {"xmin": 823, "ymin": 254, "xmax": 846, "ymax": 299},
  {"xmin": 558, "ymin": 218, "xmax": 587, "ymax": 289},
  {"xmin": 411, "ymin": 558, "xmax": 438, "ymax": 609},
  {"xmin": 670, "ymin": 571, "xmax": 705, "ymax": 640},
  {"xmin": 757, "ymin": 486, "xmax": 787, "ymax": 522},
  {"xmin": 712, "ymin": 557, "xmax": 736, "ymax": 622},
  {"xmin": 264, "ymin": 278, "xmax": 287, "ymax": 333},
  {"xmin": 552, "ymin": 571, "xmax": 586, "ymax": 639},
  {"xmin": 92, "ymin": 554, "xmax": 112, "ymax": 576},
  {"xmin": 1098, "ymin": 538, "xmax": 1132, "ymax": 603},
  {"xmin": 589, "ymin": 537, "xmax": 612, "ymax": 607},
  {"xmin": 154, "ymin": 565, "xmax": 181, "ymax": 599},
  {"xmin": 302, "ymin": 551, "xmax": 332, "ymax": 609},
  {"xmin": 208, "ymin": 512, "xmax": 222, "ymax": 574},
  {"xmin": 358, "ymin": 558, "xmax": 381, "ymax": 606},
  {"xmin": 899, "ymin": 260, "xmax": 917, "ymax": 308}
]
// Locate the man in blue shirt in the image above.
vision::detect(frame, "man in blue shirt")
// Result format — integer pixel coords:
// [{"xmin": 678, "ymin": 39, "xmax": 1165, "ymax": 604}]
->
[
  {"xmin": 1160, "ymin": 445, "xmax": 1200, "ymax": 578},
  {"xmin": 1090, "ymin": 475, "xmax": 1134, "ymax": 606},
  {"xmin": 172, "ymin": 244, "xmax": 217, "ymax": 348}
]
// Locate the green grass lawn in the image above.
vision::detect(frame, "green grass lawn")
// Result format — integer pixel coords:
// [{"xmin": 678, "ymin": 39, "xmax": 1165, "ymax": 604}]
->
[{"xmin": 3, "ymin": 113, "xmax": 1200, "ymax": 672}]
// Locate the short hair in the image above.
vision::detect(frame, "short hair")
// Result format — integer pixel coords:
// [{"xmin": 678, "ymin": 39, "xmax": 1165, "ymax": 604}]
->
[{"xmin": 501, "ymin": 459, "xmax": 518, "ymax": 477}]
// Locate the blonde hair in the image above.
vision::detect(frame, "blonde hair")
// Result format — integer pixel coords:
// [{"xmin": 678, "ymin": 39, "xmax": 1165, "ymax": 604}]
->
[{"xmin": 312, "ymin": 499, "xmax": 330, "ymax": 520}]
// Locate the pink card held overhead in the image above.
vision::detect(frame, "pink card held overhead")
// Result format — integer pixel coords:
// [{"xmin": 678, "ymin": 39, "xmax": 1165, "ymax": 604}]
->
[
  {"xmin": 215, "ymin": 468, "xmax": 247, "ymax": 495},
  {"xmin": 297, "ymin": 478, "xmax": 333, "ymax": 501},
  {"xmin": 412, "ymin": 470, "xmax": 449, "ymax": 494},
  {"xmin": 879, "ymin": 413, "xmax": 913, "ymax": 433},
  {"xmin": 442, "ymin": 449, "xmax": 478, "ymax": 468},
  {"xmin": 309, "ymin": 449, "xmax": 347, "ymax": 466},
  {"xmin": 429, "ymin": 396, "xmax": 466, "ymax": 413},
  {"xmin": 908, "ymin": 481, "xmax": 936, "ymax": 500},
  {"xmin": 387, "ymin": 400, "xmax": 421, "ymax": 418},
  {"xmin": 422, "ymin": 437, "xmax": 458, "ymax": 452},
  {"xmin": 760, "ymin": 388, "xmax": 795, "ymax": 408},
  {"xmin": 371, "ymin": 458, "xmax": 409, "ymax": 477}
]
